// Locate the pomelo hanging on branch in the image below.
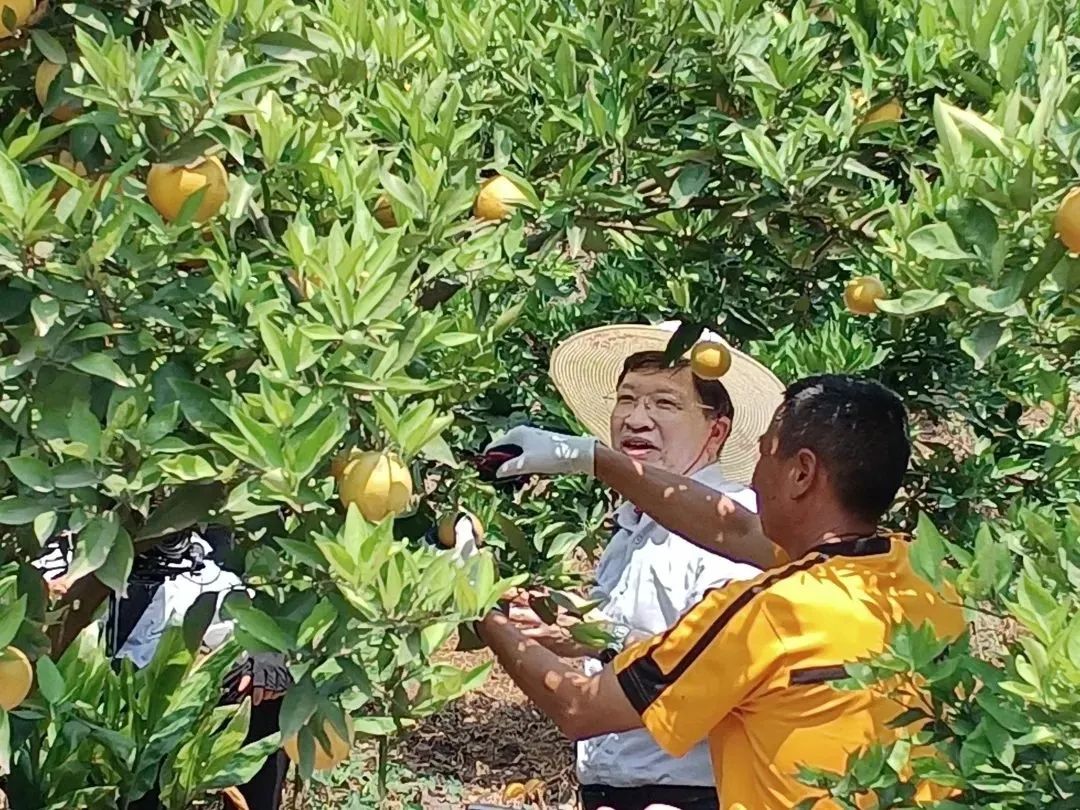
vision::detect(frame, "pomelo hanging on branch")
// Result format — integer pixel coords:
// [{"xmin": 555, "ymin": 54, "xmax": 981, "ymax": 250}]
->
[
  {"xmin": 844, "ymin": 276, "xmax": 887, "ymax": 315},
  {"xmin": 35, "ymin": 60, "xmax": 80, "ymax": 122},
  {"xmin": 473, "ymin": 174, "xmax": 527, "ymax": 221},
  {"xmin": 1053, "ymin": 187, "xmax": 1080, "ymax": 254},
  {"xmin": 146, "ymin": 155, "xmax": 229, "ymax": 223},
  {"xmin": 337, "ymin": 450, "xmax": 413, "ymax": 522},
  {"xmin": 0, "ymin": 646, "xmax": 33, "ymax": 710},
  {"xmin": 283, "ymin": 715, "xmax": 354, "ymax": 772},
  {"xmin": 0, "ymin": 0, "xmax": 34, "ymax": 38}
]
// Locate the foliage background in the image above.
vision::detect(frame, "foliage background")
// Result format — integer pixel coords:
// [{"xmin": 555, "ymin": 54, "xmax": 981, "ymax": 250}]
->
[{"xmin": 1, "ymin": 0, "xmax": 1079, "ymax": 806}]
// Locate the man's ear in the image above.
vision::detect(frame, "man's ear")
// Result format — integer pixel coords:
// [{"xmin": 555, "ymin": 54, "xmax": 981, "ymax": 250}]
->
[
  {"xmin": 790, "ymin": 447, "xmax": 818, "ymax": 498},
  {"xmin": 709, "ymin": 416, "xmax": 732, "ymax": 456}
]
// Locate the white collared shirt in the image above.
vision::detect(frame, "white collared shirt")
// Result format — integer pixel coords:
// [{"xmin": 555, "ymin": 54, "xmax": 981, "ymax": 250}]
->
[{"xmin": 577, "ymin": 463, "xmax": 760, "ymax": 788}]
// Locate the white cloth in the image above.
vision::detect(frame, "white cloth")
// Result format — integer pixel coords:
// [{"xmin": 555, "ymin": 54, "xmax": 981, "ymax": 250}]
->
[
  {"xmin": 33, "ymin": 534, "xmax": 241, "ymax": 667},
  {"xmin": 117, "ymin": 538, "xmax": 242, "ymax": 667},
  {"xmin": 577, "ymin": 464, "xmax": 761, "ymax": 788}
]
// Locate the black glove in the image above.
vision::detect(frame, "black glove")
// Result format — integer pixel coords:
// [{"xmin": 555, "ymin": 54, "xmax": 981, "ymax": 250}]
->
[{"xmin": 221, "ymin": 652, "xmax": 294, "ymax": 704}]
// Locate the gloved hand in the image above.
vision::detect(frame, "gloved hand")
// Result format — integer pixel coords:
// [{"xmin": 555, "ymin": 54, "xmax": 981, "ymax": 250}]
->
[{"xmin": 483, "ymin": 426, "xmax": 596, "ymax": 478}]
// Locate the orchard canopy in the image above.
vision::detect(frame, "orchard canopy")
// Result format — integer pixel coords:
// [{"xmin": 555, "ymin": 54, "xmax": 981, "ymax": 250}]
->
[{"xmin": 0, "ymin": 0, "xmax": 1078, "ymax": 806}]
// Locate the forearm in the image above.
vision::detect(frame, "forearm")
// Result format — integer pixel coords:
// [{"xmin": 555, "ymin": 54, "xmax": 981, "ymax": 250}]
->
[
  {"xmin": 478, "ymin": 612, "xmax": 635, "ymax": 740},
  {"xmin": 593, "ymin": 446, "xmax": 776, "ymax": 568}
]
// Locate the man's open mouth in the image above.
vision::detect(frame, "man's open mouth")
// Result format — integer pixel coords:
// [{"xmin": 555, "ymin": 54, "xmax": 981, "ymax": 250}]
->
[{"xmin": 620, "ymin": 437, "xmax": 659, "ymax": 456}]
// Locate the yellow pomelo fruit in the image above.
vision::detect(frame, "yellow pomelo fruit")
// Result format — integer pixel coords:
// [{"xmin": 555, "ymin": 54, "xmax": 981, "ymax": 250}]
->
[
  {"xmin": 1053, "ymin": 187, "xmax": 1080, "ymax": 254},
  {"xmin": 35, "ymin": 60, "xmax": 79, "ymax": 122},
  {"xmin": 690, "ymin": 341, "xmax": 732, "ymax": 380},
  {"xmin": 437, "ymin": 511, "xmax": 484, "ymax": 549},
  {"xmin": 0, "ymin": 0, "xmax": 34, "ymax": 36},
  {"xmin": 844, "ymin": 276, "xmax": 887, "ymax": 315},
  {"xmin": 330, "ymin": 448, "xmax": 361, "ymax": 483},
  {"xmin": 146, "ymin": 155, "xmax": 229, "ymax": 223},
  {"xmin": 372, "ymin": 194, "xmax": 397, "ymax": 228},
  {"xmin": 283, "ymin": 716, "xmax": 353, "ymax": 772},
  {"xmin": 863, "ymin": 98, "xmax": 903, "ymax": 125},
  {"xmin": 0, "ymin": 646, "xmax": 33, "ymax": 711},
  {"xmin": 473, "ymin": 175, "xmax": 527, "ymax": 221},
  {"xmin": 338, "ymin": 451, "xmax": 413, "ymax": 521}
]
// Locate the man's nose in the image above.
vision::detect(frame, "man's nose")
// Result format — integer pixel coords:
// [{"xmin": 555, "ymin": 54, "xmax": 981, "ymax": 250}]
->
[{"xmin": 624, "ymin": 400, "xmax": 653, "ymax": 427}]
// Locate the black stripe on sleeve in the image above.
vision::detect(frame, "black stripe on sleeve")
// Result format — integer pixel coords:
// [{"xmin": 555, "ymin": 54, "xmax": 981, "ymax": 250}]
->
[{"xmin": 788, "ymin": 665, "xmax": 849, "ymax": 686}]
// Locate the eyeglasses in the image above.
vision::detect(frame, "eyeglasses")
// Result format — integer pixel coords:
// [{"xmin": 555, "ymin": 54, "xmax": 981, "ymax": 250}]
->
[{"xmin": 611, "ymin": 393, "xmax": 712, "ymax": 416}]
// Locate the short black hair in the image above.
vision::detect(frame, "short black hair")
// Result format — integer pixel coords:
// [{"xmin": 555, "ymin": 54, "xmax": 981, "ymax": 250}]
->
[
  {"xmin": 774, "ymin": 374, "xmax": 909, "ymax": 523},
  {"xmin": 618, "ymin": 351, "xmax": 735, "ymax": 421}
]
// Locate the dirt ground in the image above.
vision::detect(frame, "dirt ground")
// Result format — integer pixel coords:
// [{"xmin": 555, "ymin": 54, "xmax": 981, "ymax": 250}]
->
[{"xmin": 399, "ymin": 647, "xmax": 577, "ymax": 809}]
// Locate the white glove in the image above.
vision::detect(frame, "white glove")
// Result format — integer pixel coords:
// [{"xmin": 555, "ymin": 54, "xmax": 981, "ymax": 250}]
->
[
  {"xmin": 449, "ymin": 515, "xmax": 479, "ymax": 565},
  {"xmin": 483, "ymin": 426, "xmax": 596, "ymax": 477}
]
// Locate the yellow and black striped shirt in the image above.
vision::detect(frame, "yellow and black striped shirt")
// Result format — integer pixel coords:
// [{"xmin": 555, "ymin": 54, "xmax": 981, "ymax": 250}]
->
[{"xmin": 613, "ymin": 534, "xmax": 965, "ymax": 809}]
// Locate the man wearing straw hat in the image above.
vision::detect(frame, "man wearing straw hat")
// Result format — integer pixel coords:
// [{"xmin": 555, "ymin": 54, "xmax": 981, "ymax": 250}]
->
[
  {"xmin": 504, "ymin": 322, "xmax": 781, "ymax": 810},
  {"xmin": 477, "ymin": 355, "xmax": 965, "ymax": 808}
]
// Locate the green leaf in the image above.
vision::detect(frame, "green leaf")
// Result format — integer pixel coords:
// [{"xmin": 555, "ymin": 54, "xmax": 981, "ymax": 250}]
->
[
  {"xmin": 908, "ymin": 223, "xmax": 976, "ymax": 261},
  {"xmin": 876, "ymin": 289, "xmax": 952, "ymax": 316},
  {"xmin": 910, "ymin": 512, "xmax": 947, "ymax": 586},
  {"xmin": 30, "ymin": 295, "xmax": 61, "ymax": 337},
  {"xmin": 279, "ymin": 675, "xmax": 317, "ymax": 739},
  {"xmin": 95, "ymin": 528, "xmax": 133, "ymax": 595},
  {"xmin": 663, "ymin": 322, "xmax": 705, "ymax": 364},
  {"xmin": 960, "ymin": 321, "xmax": 1011, "ymax": 369},
  {"xmin": 221, "ymin": 64, "xmax": 293, "ymax": 97},
  {"xmin": 0, "ymin": 596, "xmax": 27, "ymax": 648},
  {"xmin": 35, "ymin": 656, "xmax": 66, "ymax": 705},
  {"xmin": 182, "ymin": 592, "xmax": 219, "ymax": 654},
  {"xmin": 72, "ymin": 353, "xmax": 134, "ymax": 388},
  {"xmin": 222, "ymin": 593, "xmax": 293, "ymax": 652},
  {"xmin": 0, "ymin": 497, "xmax": 57, "ymax": 526},
  {"xmin": 5, "ymin": 457, "xmax": 53, "ymax": 493},
  {"xmin": 65, "ymin": 514, "xmax": 119, "ymax": 582},
  {"xmin": 254, "ymin": 31, "xmax": 323, "ymax": 62},
  {"xmin": 0, "ymin": 151, "xmax": 28, "ymax": 213},
  {"xmin": 33, "ymin": 511, "xmax": 58, "ymax": 544},
  {"xmin": 158, "ymin": 454, "xmax": 218, "ymax": 482},
  {"xmin": 670, "ymin": 164, "xmax": 710, "ymax": 207},
  {"xmin": 137, "ymin": 483, "xmax": 226, "ymax": 541},
  {"xmin": 30, "ymin": 30, "xmax": 67, "ymax": 63}
]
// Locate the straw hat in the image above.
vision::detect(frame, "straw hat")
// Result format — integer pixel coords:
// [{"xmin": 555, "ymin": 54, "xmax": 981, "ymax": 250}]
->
[{"xmin": 549, "ymin": 322, "xmax": 785, "ymax": 484}]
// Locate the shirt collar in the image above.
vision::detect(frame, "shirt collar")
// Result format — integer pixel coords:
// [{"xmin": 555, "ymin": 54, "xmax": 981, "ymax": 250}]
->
[{"xmin": 613, "ymin": 462, "xmax": 731, "ymax": 531}]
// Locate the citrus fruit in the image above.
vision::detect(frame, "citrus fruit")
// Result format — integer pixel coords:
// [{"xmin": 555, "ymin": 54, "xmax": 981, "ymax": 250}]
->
[
  {"xmin": 1053, "ymin": 187, "xmax": 1080, "ymax": 254},
  {"xmin": 0, "ymin": 646, "xmax": 33, "ymax": 710},
  {"xmin": 863, "ymin": 98, "xmax": 903, "ymax": 125},
  {"xmin": 437, "ymin": 511, "xmax": 484, "ymax": 549},
  {"xmin": 0, "ymin": 0, "xmax": 33, "ymax": 37},
  {"xmin": 473, "ymin": 175, "xmax": 528, "ymax": 221},
  {"xmin": 690, "ymin": 341, "xmax": 732, "ymax": 379},
  {"xmin": 330, "ymin": 448, "xmax": 360, "ymax": 483},
  {"xmin": 338, "ymin": 451, "xmax": 413, "ymax": 522},
  {"xmin": 372, "ymin": 194, "xmax": 397, "ymax": 228},
  {"xmin": 283, "ymin": 715, "xmax": 353, "ymax": 772},
  {"xmin": 35, "ymin": 60, "xmax": 80, "ymax": 122},
  {"xmin": 844, "ymin": 276, "xmax": 887, "ymax": 315},
  {"xmin": 146, "ymin": 155, "xmax": 229, "ymax": 223}
]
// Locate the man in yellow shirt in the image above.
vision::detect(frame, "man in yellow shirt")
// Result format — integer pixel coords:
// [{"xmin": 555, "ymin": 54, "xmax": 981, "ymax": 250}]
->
[{"xmin": 478, "ymin": 374, "xmax": 965, "ymax": 809}]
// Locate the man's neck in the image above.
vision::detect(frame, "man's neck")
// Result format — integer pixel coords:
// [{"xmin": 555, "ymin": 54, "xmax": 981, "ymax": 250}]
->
[{"xmin": 782, "ymin": 519, "xmax": 880, "ymax": 561}]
